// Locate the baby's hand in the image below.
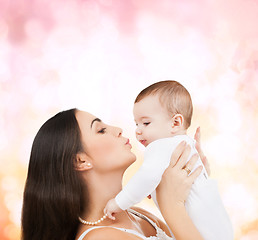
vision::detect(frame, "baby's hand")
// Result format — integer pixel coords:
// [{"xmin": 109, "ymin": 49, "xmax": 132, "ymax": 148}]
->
[{"xmin": 104, "ymin": 198, "xmax": 122, "ymax": 221}]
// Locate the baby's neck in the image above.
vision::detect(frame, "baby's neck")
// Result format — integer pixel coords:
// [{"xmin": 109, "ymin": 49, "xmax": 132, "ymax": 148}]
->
[{"xmin": 171, "ymin": 128, "xmax": 187, "ymax": 137}]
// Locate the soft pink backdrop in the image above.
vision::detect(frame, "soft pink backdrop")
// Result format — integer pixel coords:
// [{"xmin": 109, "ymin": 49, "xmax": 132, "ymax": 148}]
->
[{"xmin": 0, "ymin": 0, "xmax": 258, "ymax": 239}]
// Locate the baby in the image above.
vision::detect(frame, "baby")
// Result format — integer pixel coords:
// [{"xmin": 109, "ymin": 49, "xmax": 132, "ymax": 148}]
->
[{"xmin": 104, "ymin": 80, "xmax": 233, "ymax": 240}]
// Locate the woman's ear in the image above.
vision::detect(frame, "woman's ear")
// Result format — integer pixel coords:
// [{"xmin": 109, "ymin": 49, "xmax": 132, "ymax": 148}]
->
[
  {"xmin": 171, "ymin": 114, "xmax": 184, "ymax": 133},
  {"xmin": 74, "ymin": 152, "xmax": 93, "ymax": 171}
]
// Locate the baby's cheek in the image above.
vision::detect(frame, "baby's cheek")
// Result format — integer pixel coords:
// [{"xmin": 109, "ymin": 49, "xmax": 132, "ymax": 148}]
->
[{"xmin": 147, "ymin": 129, "xmax": 160, "ymax": 142}]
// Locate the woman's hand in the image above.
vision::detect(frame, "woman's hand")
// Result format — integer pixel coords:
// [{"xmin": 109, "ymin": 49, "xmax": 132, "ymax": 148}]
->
[
  {"xmin": 156, "ymin": 141, "xmax": 204, "ymax": 240},
  {"xmin": 194, "ymin": 127, "xmax": 211, "ymax": 176},
  {"xmin": 156, "ymin": 141, "xmax": 203, "ymax": 210}
]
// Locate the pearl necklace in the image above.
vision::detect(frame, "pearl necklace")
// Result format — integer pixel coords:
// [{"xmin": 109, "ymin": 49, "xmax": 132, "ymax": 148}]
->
[{"xmin": 78, "ymin": 213, "xmax": 108, "ymax": 226}]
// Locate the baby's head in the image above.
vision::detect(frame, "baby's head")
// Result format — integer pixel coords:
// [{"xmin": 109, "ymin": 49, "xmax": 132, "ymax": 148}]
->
[{"xmin": 134, "ymin": 80, "xmax": 193, "ymax": 147}]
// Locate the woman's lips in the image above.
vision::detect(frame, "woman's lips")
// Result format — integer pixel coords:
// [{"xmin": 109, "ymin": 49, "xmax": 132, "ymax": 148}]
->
[{"xmin": 125, "ymin": 139, "xmax": 132, "ymax": 148}]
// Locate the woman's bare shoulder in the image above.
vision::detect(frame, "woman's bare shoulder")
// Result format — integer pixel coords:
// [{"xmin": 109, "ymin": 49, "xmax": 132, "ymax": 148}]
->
[
  {"xmin": 130, "ymin": 206, "xmax": 171, "ymax": 237},
  {"xmin": 80, "ymin": 227, "xmax": 143, "ymax": 240}
]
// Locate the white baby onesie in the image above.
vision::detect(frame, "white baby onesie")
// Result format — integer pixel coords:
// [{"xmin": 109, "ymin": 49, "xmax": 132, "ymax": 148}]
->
[{"xmin": 115, "ymin": 135, "xmax": 233, "ymax": 240}]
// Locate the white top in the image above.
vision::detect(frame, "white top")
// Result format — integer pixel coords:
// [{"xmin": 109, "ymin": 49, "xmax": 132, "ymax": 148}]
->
[
  {"xmin": 115, "ymin": 135, "xmax": 234, "ymax": 240},
  {"xmin": 77, "ymin": 208, "xmax": 173, "ymax": 240}
]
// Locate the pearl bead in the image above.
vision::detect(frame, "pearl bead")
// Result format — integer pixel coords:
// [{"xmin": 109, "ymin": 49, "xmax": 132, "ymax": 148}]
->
[{"xmin": 78, "ymin": 213, "xmax": 108, "ymax": 226}]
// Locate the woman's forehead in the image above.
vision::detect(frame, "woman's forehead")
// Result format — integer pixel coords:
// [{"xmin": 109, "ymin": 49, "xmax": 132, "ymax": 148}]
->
[{"xmin": 76, "ymin": 111, "xmax": 97, "ymax": 128}]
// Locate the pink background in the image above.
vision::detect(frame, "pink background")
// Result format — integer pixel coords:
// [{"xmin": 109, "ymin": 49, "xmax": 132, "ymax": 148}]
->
[{"xmin": 0, "ymin": 0, "xmax": 258, "ymax": 239}]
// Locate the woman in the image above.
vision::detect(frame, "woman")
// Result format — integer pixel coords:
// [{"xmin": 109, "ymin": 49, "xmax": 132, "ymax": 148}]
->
[{"xmin": 22, "ymin": 109, "xmax": 207, "ymax": 240}]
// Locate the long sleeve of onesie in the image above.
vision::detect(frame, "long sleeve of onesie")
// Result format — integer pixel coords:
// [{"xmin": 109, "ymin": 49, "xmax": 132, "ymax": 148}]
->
[{"xmin": 115, "ymin": 136, "xmax": 181, "ymax": 209}]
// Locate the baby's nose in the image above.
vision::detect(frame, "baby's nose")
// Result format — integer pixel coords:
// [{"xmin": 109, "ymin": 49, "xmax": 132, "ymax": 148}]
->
[{"xmin": 136, "ymin": 128, "xmax": 142, "ymax": 135}]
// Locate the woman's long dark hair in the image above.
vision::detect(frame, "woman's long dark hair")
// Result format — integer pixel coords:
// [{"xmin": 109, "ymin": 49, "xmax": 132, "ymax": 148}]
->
[{"xmin": 22, "ymin": 109, "xmax": 87, "ymax": 240}]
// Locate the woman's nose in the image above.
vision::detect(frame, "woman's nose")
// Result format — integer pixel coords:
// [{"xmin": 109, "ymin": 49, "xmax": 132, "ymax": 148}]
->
[{"xmin": 114, "ymin": 126, "xmax": 123, "ymax": 137}]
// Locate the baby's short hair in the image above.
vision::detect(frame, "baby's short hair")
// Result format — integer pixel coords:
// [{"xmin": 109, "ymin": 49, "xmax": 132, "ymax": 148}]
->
[{"xmin": 135, "ymin": 80, "xmax": 193, "ymax": 129}]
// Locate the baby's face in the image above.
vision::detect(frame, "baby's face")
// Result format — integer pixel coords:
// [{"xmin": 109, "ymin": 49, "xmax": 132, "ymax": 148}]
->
[{"xmin": 133, "ymin": 95, "xmax": 173, "ymax": 147}]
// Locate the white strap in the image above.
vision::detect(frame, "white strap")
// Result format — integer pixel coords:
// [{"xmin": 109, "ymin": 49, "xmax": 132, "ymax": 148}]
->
[
  {"xmin": 128, "ymin": 208, "xmax": 157, "ymax": 227},
  {"xmin": 77, "ymin": 225, "xmax": 147, "ymax": 240},
  {"xmin": 77, "ymin": 226, "xmax": 105, "ymax": 240}
]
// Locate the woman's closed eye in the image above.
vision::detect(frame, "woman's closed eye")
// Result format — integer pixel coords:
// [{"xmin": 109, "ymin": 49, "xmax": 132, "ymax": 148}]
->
[
  {"xmin": 143, "ymin": 122, "xmax": 150, "ymax": 126},
  {"xmin": 98, "ymin": 128, "xmax": 106, "ymax": 134}
]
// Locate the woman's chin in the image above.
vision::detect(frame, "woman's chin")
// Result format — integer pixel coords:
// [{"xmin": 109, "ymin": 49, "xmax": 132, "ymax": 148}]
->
[
  {"xmin": 124, "ymin": 153, "xmax": 137, "ymax": 169},
  {"xmin": 130, "ymin": 153, "xmax": 137, "ymax": 163}
]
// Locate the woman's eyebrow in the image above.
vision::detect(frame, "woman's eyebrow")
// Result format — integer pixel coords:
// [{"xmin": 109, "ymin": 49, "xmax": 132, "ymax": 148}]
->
[{"xmin": 91, "ymin": 118, "xmax": 101, "ymax": 128}]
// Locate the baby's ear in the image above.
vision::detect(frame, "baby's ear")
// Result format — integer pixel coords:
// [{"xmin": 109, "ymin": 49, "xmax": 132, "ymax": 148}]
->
[
  {"xmin": 171, "ymin": 114, "xmax": 184, "ymax": 133},
  {"xmin": 74, "ymin": 152, "xmax": 93, "ymax": 171}
]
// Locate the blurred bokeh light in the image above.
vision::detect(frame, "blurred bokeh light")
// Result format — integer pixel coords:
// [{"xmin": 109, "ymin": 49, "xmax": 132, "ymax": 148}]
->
[{"xmin": 0, "ymin": 0, "xmax": 257, "ymax": 239}]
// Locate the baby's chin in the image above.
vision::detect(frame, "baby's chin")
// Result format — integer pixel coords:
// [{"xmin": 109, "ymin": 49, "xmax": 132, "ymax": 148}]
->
[
  {"xmin": 143, "ymin": 137, "xmax": 170, "ymax": 147},
  {"xmin": 138, "ymin": 137, "xmax": 165, "ymax": 147}
]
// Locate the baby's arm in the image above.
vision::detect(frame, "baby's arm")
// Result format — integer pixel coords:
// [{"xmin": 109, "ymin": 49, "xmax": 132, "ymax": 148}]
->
[{"xmin": 104, "ymin": 198, "xmax": 121, "ymax": 220}]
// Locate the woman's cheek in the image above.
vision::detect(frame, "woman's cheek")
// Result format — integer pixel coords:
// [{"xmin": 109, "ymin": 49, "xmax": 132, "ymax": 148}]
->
[{"xmin": 90, "ymin": 140, "xmax": 118, "ymax": 161}]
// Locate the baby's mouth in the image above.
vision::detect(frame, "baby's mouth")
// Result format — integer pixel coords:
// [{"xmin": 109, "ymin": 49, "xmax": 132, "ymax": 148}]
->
[{"xmin": 139, "ymin": 140, "xmax": 147, "ymax": 146}]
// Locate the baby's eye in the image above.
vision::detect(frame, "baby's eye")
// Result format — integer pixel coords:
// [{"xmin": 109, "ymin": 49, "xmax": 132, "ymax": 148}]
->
[
  {"xmin": 98, "ymin": 128, "xmax": 106, "ymax": 134},
  {"xmin": 143, "ymin": 122, "xmax": 150, "ymax": 126},
  {"xmin": 135, "ymin": 123, "xmax": 138, "ymax": 126}
]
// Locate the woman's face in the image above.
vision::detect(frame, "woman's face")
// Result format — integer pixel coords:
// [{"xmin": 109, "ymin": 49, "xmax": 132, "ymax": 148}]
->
[{"xmin": 76, "ymin": 110, "xmax": 136, "ymax": 173}]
